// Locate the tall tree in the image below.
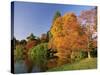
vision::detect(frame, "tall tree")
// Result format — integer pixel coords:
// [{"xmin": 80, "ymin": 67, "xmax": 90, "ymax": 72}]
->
[
  {"xmin": 53, "ymin": 11, "xmax": 61, "ymax": 22},
  {"xmin": 49, "ymin": 12, "xmax": 88, "ymax": 65},
  {"xmin": 79, "ymin": 7, "xmax": 97, "ymax": 58}
]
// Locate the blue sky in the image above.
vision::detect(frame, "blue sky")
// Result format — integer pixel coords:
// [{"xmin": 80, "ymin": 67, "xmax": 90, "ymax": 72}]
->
[{"xmin": 13, "ymin": 1, "xmax": 95, "ymax": 40}]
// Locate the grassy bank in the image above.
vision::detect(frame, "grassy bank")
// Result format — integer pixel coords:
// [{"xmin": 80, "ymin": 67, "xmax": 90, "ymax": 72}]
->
[{"xmin": 47, "ymin": 58, "xmax": 97, "ymax": 71}]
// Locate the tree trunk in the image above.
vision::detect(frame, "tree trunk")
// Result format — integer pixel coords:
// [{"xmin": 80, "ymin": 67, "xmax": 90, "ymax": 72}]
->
[{"xmin": 88, "ymin": 51, "xmax": 91, "ymax": 59}]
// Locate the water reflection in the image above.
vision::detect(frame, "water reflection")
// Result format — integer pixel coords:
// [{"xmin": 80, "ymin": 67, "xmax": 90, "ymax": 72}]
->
[{"xmin": 14, "ymin": 61, "xmax": 42, "ymax": 73}]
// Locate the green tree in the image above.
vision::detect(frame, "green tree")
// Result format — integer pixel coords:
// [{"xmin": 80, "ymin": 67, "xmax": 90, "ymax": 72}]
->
[
  {"xmin": 14, "ymin": 45, "xmax": 23, "ymax": 62},
  {"xmin": 47, "ymin": 31, "xmax": 53, "ymax": 40},
  {"xmin": 13, "ymin": 37, "xmax": 20, "ymax": 48},
  {"xmin": 28, "ymin": 43, "xmax": 48, "ymax": 71},
  {"xmin": 53, "ymin": 11, "xmax": 61, "ymax": 22},
  {"xmin": 20, "ymin": 39, "xmax": 27, "ymax": 46},
  {"xmin": 27, "ymin": 33, "xmax": 36, "ymax": 41}
]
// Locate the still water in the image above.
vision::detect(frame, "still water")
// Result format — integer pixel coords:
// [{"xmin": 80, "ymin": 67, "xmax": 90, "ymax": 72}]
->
[{"xmin": 14, "ymin": 61, "xmax": 41, "ymax": 73}]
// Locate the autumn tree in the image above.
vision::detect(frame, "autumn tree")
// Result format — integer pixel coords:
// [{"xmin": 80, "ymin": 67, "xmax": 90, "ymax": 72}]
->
[
  {"xmin": 23, "ymin": 33, "xmax": 38, "ymax": 72},
  {"xmin": 79, "ymin": 7, "xmax": 97, "ymax": 58},
  {"xmin": 40, "ymin": 33, "xmax": 48, "ymax": 43},
  {"xmin": 49, "ymin": 12, "xmax": 88, "ymax": 65},
  {"xmin": 25, "ymin": 33, "xmax": 38, "ymax": 50}
]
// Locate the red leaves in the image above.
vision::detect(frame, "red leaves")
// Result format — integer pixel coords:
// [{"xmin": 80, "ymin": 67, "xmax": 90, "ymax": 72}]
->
[{"xmin": 26, "ymin": 40, "xmax": 38, "ymax": 50}]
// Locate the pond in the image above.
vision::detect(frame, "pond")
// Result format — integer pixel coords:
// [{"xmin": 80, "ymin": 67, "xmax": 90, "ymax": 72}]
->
[
  {"xmin": 14, "ymin": 61, "xmax": 42, "ymax": 73},
  {"xmin": 14, "ymin": 61, "xmax": 28, "ymax": 73}
]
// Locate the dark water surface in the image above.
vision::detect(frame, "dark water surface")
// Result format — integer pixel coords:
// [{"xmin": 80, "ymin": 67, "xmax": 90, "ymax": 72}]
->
[{"xmin": 14, "ymin": 61, "xmax": 42, "ymax": 73}]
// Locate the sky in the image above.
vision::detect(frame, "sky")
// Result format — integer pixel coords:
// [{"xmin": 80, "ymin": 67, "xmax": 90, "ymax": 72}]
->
[{"xmin": 13, "ymin": 1, "xmax": 95, "ymax": 40}]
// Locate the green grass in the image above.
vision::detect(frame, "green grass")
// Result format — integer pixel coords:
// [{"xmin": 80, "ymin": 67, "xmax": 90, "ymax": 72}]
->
[{"xmin": 47, "ymin": 58, "xmax": 97, "ymax": 71}]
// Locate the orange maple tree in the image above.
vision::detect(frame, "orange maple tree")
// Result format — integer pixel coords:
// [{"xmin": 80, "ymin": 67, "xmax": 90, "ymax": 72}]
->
[{"xmin": 49, "ymin": 12, "xmax": 88, "ymax": 65}]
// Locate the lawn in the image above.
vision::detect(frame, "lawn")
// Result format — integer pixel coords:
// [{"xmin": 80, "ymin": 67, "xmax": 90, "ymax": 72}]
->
[{"xmin": 47, "ymin": 58, "xmax": 97, "ymax": 71}]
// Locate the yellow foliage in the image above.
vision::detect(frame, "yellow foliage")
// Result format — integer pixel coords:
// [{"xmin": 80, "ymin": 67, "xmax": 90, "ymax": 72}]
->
[{"xmin": 49, "ymin": 12, "xmax": 88, "ymax": 65}]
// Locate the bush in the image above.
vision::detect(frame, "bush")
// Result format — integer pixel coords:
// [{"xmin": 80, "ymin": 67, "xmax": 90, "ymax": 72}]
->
[
  {"xmin": 28, "ymin": 43, "xmax": 48, "ymax": 71},
  {"xmin": 71, "ymin": 51, "xmax": 82, "ymax": 62},
  {"xmin": 80, "ymin": 51, "xmax": 88, "ymax": 59},
  {"xmin": 71, "ymin": 50, "xmax": 88, "ymax": 62},
  {"xmin": 14, "ymin": 45, "xmax": 24, "ymax": 62},
  {"xmin": 90, "ymin": 48, "xmax": 97, "ymax": 57}
]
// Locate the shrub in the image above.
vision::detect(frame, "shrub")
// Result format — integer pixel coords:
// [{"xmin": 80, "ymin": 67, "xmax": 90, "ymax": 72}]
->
[
  {"xmin": 14, "ymin": 45, "xmax": 24, "ymax": 62},
  {"xmin": 28, "ymin": 43, "xmax": 48, "ymax": 71},
  {"xmin": 90, "ymin": 48, "xmax": 97, "ymax": 57}
]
